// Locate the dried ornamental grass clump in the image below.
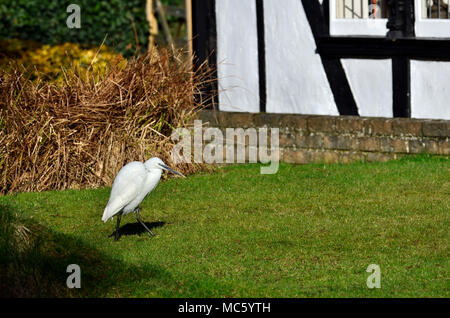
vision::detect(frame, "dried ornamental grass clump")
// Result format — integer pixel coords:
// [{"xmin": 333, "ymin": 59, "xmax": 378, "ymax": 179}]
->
[{"xmin": 0, "ymin": 48, "xmax": 212, "ymax": 194}]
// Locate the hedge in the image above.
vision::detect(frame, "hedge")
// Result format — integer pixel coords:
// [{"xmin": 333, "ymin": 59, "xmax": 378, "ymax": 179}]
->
[{"xmin": 0, "ymin": 0, "xmax": 183, "ymax": 57}]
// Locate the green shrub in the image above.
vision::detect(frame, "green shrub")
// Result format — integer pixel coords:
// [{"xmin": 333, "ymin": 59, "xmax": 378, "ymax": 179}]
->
[{"xmin": 0, "ymin": 0, "xmax": 150, "ymax": 57}]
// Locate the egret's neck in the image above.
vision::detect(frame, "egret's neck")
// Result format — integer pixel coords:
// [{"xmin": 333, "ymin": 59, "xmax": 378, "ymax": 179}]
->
[
  {"xmin": 143, "ymin": 168, "xmax": 162, "ymax": 195},
  {"xmin": 147, "ymin": 168, "xmax": 162, "ymax": 179}
]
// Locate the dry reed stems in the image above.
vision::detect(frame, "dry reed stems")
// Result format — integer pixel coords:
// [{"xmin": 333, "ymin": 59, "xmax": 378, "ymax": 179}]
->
[{"xmin": 0, "ymin": 48, "xmax": 212, "ymax": 194}]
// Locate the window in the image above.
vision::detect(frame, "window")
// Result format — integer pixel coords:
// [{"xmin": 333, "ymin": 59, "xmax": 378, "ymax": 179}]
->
[
  {"xmin": 330, "ymin": 0, "xmax": 389, "ymax": 36},
  {"xmin": 421, "ymin": 0, "xmax": 449, "ymax": 19},
  {"xmin": 336, "ymin": 0, "xmax": 389, "ymax": 19},
  {"xmin": 415, "ymin": 0, "xmax": 450, "ymax": 37}
]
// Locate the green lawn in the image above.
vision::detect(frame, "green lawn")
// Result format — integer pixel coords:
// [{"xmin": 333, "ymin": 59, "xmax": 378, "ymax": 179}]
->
[{"xmin": 0, "ymin": 156, "xmax": 449, "ymax": 297}]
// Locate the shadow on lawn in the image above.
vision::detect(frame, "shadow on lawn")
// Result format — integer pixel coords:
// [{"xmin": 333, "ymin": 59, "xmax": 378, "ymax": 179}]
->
[
  {"xmin": 109, "ymin": 221, "xmax": 166, "ymax": 240},
  {"xmin": 0, "ymin": 203, "xmax": 170, "ymax": 297}
]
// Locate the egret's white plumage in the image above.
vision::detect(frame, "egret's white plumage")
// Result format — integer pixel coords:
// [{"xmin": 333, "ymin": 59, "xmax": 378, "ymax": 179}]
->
[
  {"xmin": 102, "ymin": 160, "xmax": 162, "ymax": 222},
  {"xmin": 102, "ymin": 157, "xmax": 184, "ymax": 240}
]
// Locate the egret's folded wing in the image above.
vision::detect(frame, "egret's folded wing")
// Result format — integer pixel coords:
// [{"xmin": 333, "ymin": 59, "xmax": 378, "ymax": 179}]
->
[{"xmin": 102, "ymin": 163, "xmax": 146, "ymax": 222}]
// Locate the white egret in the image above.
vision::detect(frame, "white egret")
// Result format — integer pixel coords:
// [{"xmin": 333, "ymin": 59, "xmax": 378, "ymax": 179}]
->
[{"xmin": 102, "ymin": 157, "xmax": 185, "ymax": 241}]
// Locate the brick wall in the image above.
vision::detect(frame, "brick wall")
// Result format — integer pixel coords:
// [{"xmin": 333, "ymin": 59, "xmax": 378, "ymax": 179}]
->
[{"xmin": 197, "ymin": 110, "xmax": 449, "ymax": 164}]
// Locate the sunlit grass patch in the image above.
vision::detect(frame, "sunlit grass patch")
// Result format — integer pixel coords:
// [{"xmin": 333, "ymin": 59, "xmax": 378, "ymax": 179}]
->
[{"xmin": 0, "ymin": 155, "xmax": 448, "ymax": 297}]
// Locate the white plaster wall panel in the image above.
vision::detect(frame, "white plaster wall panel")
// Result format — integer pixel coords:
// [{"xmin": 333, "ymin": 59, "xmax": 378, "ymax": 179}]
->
[
  {"xmin": 215, "ymin": 0, "xmax": 259, "ymax": 113},
  {"xmin": 264, "ymin": 0, "xmax": 338, "ymax": 115},
  {"xmin": 341, "ymin": 59, "xmax": 393, "ymax": 117},
  {"xmin": 411, "ymin": 60, "xmax": 450, "ymax": 120}
]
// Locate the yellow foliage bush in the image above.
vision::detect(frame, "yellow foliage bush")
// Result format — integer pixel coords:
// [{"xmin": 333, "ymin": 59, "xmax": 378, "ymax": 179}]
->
[{"xmin": 0, "ymin": 39, "xmax": 127, "ymax": 82}]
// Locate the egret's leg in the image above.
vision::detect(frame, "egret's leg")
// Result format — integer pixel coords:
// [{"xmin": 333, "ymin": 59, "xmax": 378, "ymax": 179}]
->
[
  {"xmin": 114, "ymin": 214, "xmax": 122, "ymax": 241},
  {"xmin": 136, "ymin": 208, "xmax": 155, "ymax": 237}
]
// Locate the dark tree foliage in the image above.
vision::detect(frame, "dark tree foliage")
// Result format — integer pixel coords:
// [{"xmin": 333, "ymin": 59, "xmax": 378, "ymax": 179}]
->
[{"xmin": 0, "ymin": 0, "xmax": 183, "ymax": 57}]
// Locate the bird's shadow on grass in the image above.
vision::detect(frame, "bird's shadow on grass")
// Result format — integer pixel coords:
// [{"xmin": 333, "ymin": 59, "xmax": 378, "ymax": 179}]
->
[
  {"xmin": 109, "ymin": 221, "xmax": 166, "ymax": 240},
  {"xmin": 0, "ymin": 203, "xmax": 171, "ymax": 297}
]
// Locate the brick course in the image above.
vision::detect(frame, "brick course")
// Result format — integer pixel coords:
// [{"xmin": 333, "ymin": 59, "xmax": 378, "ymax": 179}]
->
[{"xmin": 196, "ymin": 111, "xmax": 449, "ymax": 164}]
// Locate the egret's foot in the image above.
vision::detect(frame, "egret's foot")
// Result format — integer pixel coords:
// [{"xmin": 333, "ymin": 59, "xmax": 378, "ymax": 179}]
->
[
  {"xmin": 138, "ymin": 218, "xmax": 156, "ymax": 237},
  {"xmin": 136, "ymin": 208, "xmax": 156, "ymax": 237}
]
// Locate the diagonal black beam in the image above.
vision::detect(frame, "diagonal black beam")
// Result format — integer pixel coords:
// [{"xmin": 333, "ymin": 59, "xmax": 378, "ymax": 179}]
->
[{"xmin": 301, "ymin": 0, "xmax": 359, "ymax": 116}]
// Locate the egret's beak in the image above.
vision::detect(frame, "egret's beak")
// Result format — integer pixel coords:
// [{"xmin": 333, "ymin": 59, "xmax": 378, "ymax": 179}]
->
[{"xmin": 159, "ymin": 163, "xmax": 186, "ymax": 178}]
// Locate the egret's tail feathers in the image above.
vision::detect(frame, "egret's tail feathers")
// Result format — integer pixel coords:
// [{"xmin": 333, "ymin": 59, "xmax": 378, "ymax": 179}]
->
[
  {"xmin": 102, "ymin": 208, "xmax": 110, "ymax": 222},
  {"xmin": 102, "ymin": 206, "xmax": 116, "ymax": 223},
  {"xmin": 102, "ymin": 202, "xmax": 123, "ymax": 222}
]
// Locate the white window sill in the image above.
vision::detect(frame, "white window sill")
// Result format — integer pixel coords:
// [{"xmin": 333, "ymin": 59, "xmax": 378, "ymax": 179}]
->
[
  {"xmin": 330, "ymin": 19, "xmax": 388, "ymax": 37},
  {"xmin": 415, "ymin": 19, "xmax": 450, "ymax": 38}
]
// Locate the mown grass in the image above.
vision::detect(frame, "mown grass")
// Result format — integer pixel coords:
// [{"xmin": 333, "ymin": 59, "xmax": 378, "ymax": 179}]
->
[{"xmin": 0, "ymin": 155, "xmax": 449, "ymax": 297}]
